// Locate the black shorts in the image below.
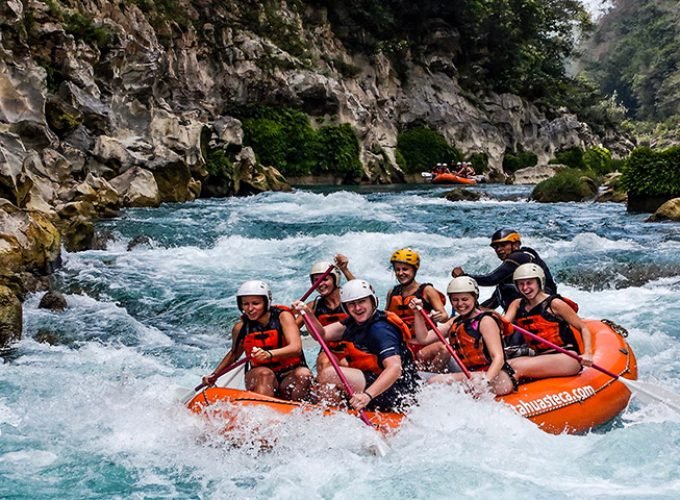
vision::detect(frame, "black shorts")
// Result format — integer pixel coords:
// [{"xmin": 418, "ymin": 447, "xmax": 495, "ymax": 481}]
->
[{"xmin": 363, "ymin": 370, "xmax": 420, "ymax": 412}]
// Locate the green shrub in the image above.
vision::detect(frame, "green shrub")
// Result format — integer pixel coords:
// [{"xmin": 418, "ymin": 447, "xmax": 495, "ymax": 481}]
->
[
  {"xmin": 531, "ymin": 168, "xmax": 598, "ymax": 202},
  {"xmin": 205, "ymin": 149, "xmax": 233, "ymax": 179},
  {"xmin": 64, "ymin": 11, "xmax": 114, "ymax": 49},
  {"xmin": 503, "ymin": 151, "xmax": 537, "ymax": 173},
  {"xmin": 396, "ymin": 127, "xmax": 459, "ymax": 174},
  {"xmin": 241, "ymin": 107, "xmax": 363, "ymax": 179},
  {"xmin": 621, "ymin": 146, "xmax": 680, "ymax": 197},
  {"xmin": 582, "ymin": 146, "xmax": 613, "ymax": 176},
  {"xmin": 549, "ymin": 148, "xmax": 585, "ymax": 169},
  {"xmin": 315, "ymin": 124, "xmax": 362, "ymax": 178},
  {"xmin": 467, "ymin": 152, "xmax": 489, "ymax": 173}
]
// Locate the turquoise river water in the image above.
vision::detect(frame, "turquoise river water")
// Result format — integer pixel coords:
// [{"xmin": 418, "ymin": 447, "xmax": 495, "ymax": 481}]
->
[{"xmin": 1, "ymin": 183, "xmax": 679, "ymax": 498}]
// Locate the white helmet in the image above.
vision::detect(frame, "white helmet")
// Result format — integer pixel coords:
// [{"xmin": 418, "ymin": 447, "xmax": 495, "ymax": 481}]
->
[
  {"xmin": 309, "ymin": 261, "xmax": 342, "ymax": 287},
  {"xmin": 447, "ymin": 276, "xmax": 479, "ymax": 298},
  {"xmin": 236, "ymin": 280, "xmax": 272, "ymax": 310},
  {"xmin": 340, "ymin": 279, "xmax": 378, "ymax": 308},
  {"xmin": 513, "ymin": 263, "xmax": 545, "ymax": 290}
]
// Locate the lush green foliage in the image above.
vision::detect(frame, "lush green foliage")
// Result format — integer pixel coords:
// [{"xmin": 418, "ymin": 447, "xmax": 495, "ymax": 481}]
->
[
  {"xmin": 241, "ymin": 107, "xmax": 362, "ymax": 178},
  {"xmin": 548, "ymin": 146, "xmax": 616, "ymax": 176},
  {"xmin": 621, "ymin": 147, "xmax": 680, "ymax": 197},
  {"xmin": 531, "ymin": 168, "xmax": 598, "ymax": 202},
  {"xmin": 582, "ymin": 0, "xmax": 680, "ymax": 121},
  {"xmin": 503, "ymin": 151, "xmax": 537, "ymax": 173},
  {"xmin": 313, "ymin": 0, "xmax": 591, "ymax": 102},
  {"xmin": 396, "ymin": 127, "xmax": 460, "ymax": 173}
]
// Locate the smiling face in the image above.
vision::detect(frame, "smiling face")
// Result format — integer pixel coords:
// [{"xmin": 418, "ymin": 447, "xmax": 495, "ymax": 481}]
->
[
  {"xmin": 239, "ymin": 295, "xmax": 267, "ymax": 321},
  {"xmin": 393, "ymin": 263, "xmax": 417, "ymax": 286},
  {"xmin": 516, "ymin": 278, "xmax": 541, "ymax": 301},
  {"xmin": 311, "ymin": 273, "xmax": 336, "ymax": 297},
  {"xmin": 449, "ymin": 292, "xmax": 476, "ymax": 316},
  {"xmin": 344, "ymin": 296, "xmax": 375, "ymax": 324}
]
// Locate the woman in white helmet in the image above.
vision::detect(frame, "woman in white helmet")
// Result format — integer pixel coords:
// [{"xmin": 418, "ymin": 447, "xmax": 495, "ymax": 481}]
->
[
  {"xmin": 293, "ymin": 279, "xmax": 419, "ymax": 412},
  {"xmin": 409, "ymin": 276, "xmax": 516, "ymax": 395},
  {"xmin": 505, "ymin": 263, "xmax": 593, "ymax": 381},
  {"xmin": 202, "ymin": 280, "xmax": 312, "ymax": 401},
  {"xmin": 298, "ymin": 254, "xmax": 355, "ymax": 373}
]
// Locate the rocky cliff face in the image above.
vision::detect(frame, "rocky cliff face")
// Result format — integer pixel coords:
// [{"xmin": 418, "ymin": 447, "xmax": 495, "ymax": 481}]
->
[{"xmin": 0, "ymin": 0, "xmax": 625, "ymax": 345}]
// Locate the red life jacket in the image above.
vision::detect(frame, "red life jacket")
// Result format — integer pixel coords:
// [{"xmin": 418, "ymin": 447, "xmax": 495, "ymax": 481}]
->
[
  {"xmin": 515, "ymin": 295, "xmax": 582, "ymax": 354},
  {"xmin": 386, "ymin": 283, "xmax": 446, "ymax": 329},
  {"xmin": 448, "ymin": 311, "xmax": 506, "ymax": 371},
  {"xmin": 338, "ymin": 311, "xmax": 413, "ymax": 375},
  {"xmin": 238, "ymin": 305, "xmax": 305, "ymax": 373},
  {"xmin": 312, "ymin": 297, "xmax": 349, "ymax": 359}
]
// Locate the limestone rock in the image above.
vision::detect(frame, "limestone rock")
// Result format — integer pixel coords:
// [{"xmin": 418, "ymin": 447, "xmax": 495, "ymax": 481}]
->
[
  {"xmin": 0, "ymin": 283, "xmax": 22, "ymax": 347},
  {"xmin": 233, "ymin": 148, "xmax": 291, "ymax": 195},
  {"xmin": 647, "ymin": 198, "xmax": 680, "ymax": 222},
  {"xmin": 512, "ymin": 165, "xmax": 567, "ymax": 185},
  {"xmin": 110, "ymin": 167, "xmax": 161, "ymax": 207},
  {"xmin": 595, "ymin": 172, "xmax": 627, "ymax": 203},
  {"xmin": 0, "ymin": 204, "xmax": 61, "ymax": 274}
]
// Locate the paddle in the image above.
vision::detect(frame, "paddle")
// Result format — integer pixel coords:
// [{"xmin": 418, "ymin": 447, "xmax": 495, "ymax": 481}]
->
[
  {"xmin": 300, "ymin": 311, "xmax": 391, "ymax": 457},
  {"xmin": 512, "ymin": 323, "xmax": 680, "ymax": 413},
  {"xmin": 181, "ymin": 265, "xmax": 337, "ymax": 403},
  {"xmin": 420, "ymin": 172, "xmax": 434, "ymax": 179},
  {"xmin": 416, "ymin": 306, "xmax": 471, "ymax": 379}
]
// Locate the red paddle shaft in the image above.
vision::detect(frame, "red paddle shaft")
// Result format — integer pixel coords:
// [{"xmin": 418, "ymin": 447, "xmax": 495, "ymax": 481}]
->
[{"xmin": 416, "ymin": 306, "xmax": 472, "ymax": 379}]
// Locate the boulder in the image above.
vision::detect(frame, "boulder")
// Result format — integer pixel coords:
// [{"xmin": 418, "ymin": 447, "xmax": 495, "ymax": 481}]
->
[
  {"xmin": 647, "ymin": 198, "xmax": 680, "ymax": 222},
  {"xmin": 595, "ymin": 172, "xmax": 627, "ymax": 203},
  {"xmin": 38, "ymin": 290, "xmax": 67, "ymax": 311},
  {"xmin": 0, "ymin": 283, "xmax": 22, "ymax": 347},
  {"xmin": 110, "ymin": 167, "xmax": 161, "ymax": 207},
  {"xmin": 444, "ymin": 188, "xmax": 483, "ymax": 202},
  {"xmin": 0, "ymin": 202, "xmax": 61, "ymax": 274},
  {"xmin": 531, "ymin": 172, "xmax": 598, "ymax": 203},
  {"xmin": 512, "ymin": 165, "xmax": 567, "ymax": 185},
  {"xmin": 232, "ymin": 148, "xmax": 291, "ymax": 195}
]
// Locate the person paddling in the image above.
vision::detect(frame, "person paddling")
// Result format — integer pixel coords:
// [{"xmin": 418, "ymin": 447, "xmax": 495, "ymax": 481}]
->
[
  {"xmin": 202, "ymin": 280, "xmax": 312, "ymax": 401},
  {"xmin": 409, "ymin": 277, "xmax": 516, "ymax": 395},
  {"xmin": 299, "ymin": 254, "xmax": 356, "ymax": 373},
  {"xmin": 294, "ymin": 279, "xmax": 419, "ymax": 412},
  {"xmin": 505, "ymin": 264, "xmax": 593, "ymax": 381},
  {"xmin": 385, "ymin": 248, "xmax": 448, "ymax": 369}
]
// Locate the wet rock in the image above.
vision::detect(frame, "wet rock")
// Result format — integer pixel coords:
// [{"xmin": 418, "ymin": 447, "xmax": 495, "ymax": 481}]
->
[
  {"xmin": 233, "ymin": 148, "xmax": 291, "ymax": 195},
  {"xmin": 127, "ymin": 235, "xmax": 152, "ymax": 251},
  {"xmin": 0, "ymin": 283, "xmax": 22, "ymax": 347},
  {"xmin": 444, "ymin": 188, "xmax": 482, "ymax": 202},
  {"xmin": 531, "ymin": 174, "xmax": 598, "ymax": 203},
  {"xmin": 34, "ymin": 329, "xmax": 62, "ymax": 345},
  {"xmin": 110, "ymin": 167, "xmax": 161, "ymax": 207},
  {"xmin": 58, "ymin": 214, "xmax": 94, "ymax": 253},
  {"xmin": 0, "ymin": 203, "xmax": 61, "ymax": 274},
  {"xmin": 595, "ymin": 172, "xmax": 627, "ymax": 203},
  {"xmin": 38, "ymin": 290, "xmax": 67, "ymax": 311},
  {"xmin": 92, "ymin": 228, "xmax": 115, "ymax": 250},
  {"xmin": 647, "ymin": 198, "xmax": 680, "ymax": 222}
]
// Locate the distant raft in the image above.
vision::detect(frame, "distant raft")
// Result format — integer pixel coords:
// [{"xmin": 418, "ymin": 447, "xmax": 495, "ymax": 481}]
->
[
  {"xmin": 187, "ymin": 319, "xmax": 636, "ymax": 436},
  {"xmin": 431, "ymin": 173, "xmax": 478, "ymax": 185}
]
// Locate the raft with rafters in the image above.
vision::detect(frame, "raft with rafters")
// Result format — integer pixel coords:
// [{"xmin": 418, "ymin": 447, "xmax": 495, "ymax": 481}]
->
[
  {"xmin": 431, "ymin": 173, "xmax": 478, "ymax": 185},
  {"xmin": 186, "ymin": 319, "xmax": 636, "ymax": 435}
]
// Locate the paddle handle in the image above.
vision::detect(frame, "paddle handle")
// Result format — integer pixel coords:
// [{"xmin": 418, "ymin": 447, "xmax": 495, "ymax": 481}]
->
[
  {"xmin": 299, "ymin": 264, "xmax": 336, "ymax": 302},
  {"xmin": 512, "ymin": 324, "xmax": 620, "ymax": 380},
  {"xmin": 194, "ymin": 357, "xmax": 248, "ymax": 391},
  {"xmin": 417, "ymin": 307, "xmax": 472, "ymax": 379},
  {"xmin": 301, "ymin": 312, "xmax": 374, "ymax": 427}
]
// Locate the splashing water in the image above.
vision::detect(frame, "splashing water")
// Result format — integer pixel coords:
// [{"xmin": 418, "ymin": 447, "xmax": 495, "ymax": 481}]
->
[{"xmin": 2, "ymin": 184, "xmax": 679, "ymax": 498}]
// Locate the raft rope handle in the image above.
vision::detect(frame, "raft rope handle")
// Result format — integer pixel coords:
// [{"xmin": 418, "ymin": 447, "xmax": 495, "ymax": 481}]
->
[{"xmin": 601, "ymin": 319, "xmax": 629, "ymax": 338}]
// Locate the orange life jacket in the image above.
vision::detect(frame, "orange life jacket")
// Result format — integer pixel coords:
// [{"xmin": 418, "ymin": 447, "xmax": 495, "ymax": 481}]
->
[
  {"xmin": 312, "ymin": 297, "xmax": 349, "ymax": 358},
  {"xmin": 238, "ymin": 305, "xmax": 305, "ymax": 373},
  {"xmin": 515, "ymin": 295, "xmax": 582, "ymax": 354},
  {"xmin": 448, "ymin": 311, "xmax": 506, "ymax": 371},
  {"xmin": 338, "ymin": 311, "xmax": 413, "ymax": 375},
  {"xmin": 386, "ymin": 283, "xmax": 446, "ymax": 329}
]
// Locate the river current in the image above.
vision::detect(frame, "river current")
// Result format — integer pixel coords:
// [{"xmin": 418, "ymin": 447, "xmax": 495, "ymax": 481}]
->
[{"xmin": 2, "ymin": 183, "xmax": 679, "ymax": 498}]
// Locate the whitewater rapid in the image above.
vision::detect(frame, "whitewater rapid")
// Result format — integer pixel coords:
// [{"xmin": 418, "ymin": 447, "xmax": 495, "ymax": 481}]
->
[{"xmin": 2, "ymin": 184, "xmax": 679, "ymax": 498}]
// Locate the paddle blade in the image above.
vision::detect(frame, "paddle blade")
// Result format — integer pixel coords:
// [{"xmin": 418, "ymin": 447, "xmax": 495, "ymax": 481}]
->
[
  {"xmin": 621, "ymin": 378, "xmax": 680, "ymax": 413},
  {"xmin": 420, "ymin": 172, "xmax": 433, "ymax": 178},
  {"xmin": 363, "ymin": 434, "xmax": 391, "ymax": 457},
  {"xmin": 177, "ymin": 387, "xmax": 200, "ymax": 405}
]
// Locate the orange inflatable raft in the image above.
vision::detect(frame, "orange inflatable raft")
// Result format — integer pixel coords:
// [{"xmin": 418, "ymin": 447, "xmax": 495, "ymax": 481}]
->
[
  {"xmin": 431, "ymin": 173, "xmax": 477, "ymax": 185},
  {"xmin": 187, "ymin": 319, "xmax": 636, "ymax": 435}
]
